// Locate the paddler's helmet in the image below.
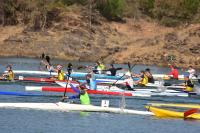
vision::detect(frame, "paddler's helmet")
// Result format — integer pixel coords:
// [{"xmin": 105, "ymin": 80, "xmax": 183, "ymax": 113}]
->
[{"xmin": 57, "ymin": 64, "xmax": 62, "ymax": 70}]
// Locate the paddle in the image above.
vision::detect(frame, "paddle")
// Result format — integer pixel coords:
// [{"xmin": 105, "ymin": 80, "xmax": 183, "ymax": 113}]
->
[
  {"xmin": 184, "ymin": 108, "xmax": 198, "ymax": 119},
  {"xmin": 61, "ymin": 67, "xmax": 72, "ymax": 102},
  {"xmin": 126, "ymin": 62, "xmax": 135, "ymax": 90},
  {"xmin": 120, "ymin": 62, "xmax": 134, "ymax": 109},
  {"xmin": 109, "ymin": 63, "xmax": 135, "ymax": 88}
]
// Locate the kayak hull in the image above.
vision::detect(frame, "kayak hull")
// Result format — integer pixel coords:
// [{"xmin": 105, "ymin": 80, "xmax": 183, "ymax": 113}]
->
[
  {"xmin": 0, "ymin": 102, "xmax": 153, "ymax": 115},
  {"xmin": 25, "ymin": 86, "xmax": 189, "ymax": 97},
  {"xmin": 148, "ymin": 103, "xmax": 200, "ymax": 109},
  {"xmin": 146, "ymin": 106, "xmax": 200, "ymax": 120},
  {"xmin": 8, "ymin": 70, "xmax": 199, "ymax": 81}
]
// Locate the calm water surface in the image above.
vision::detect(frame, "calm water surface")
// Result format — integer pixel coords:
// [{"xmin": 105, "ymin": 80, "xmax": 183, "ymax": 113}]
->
[{"xmin": 0, "ymin": 57, "xmax": 200, "ymax": 133}]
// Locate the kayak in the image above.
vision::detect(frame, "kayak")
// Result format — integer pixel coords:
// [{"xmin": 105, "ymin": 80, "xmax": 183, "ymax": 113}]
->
[
  {"xmin": 57, "ymin": 80, "xmax": 186, "ymax": 89},
  {"xmin": 7, "ymin": 70, "xmax": 124, "ymax": 79},
  {"xmin": 0, "ymin": 102, "xmax": 154, "ymax": 115},
  {"xmin": 0, "ymin": 91, "xmax": 45, "ymax": 97},
  {"xmin": 25, "ymin": 86, "xmax": 136, "ymax": 97},
  {"xmin": 0, "ymin": 76, "xmax": 75, "ymax": 85},
  {"xmin": 7, "ymin": 70, "xmax": 199, "ymax": 81},
  {"xmin": 25, "ymin": 86, "xmax": 190, "ymax": 97},
  {"xmin": 147, "ymin": 103, "xmax": 200, "ymax": 109},
  {"xmin": 56, "ymin": 81, "xmax": 186, "ymax": 93},
  {"xmin": 146, "ymin": 106, "xmax": 200, "ymax": 120}
]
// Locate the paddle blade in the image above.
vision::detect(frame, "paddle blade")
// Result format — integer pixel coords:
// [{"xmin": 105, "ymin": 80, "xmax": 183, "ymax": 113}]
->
[
  {"xmin": 184, "ymin": 108, "xmax": 198, "ymax": 119},
  {"xmin": 127, "ymin": 62, "xmax": 131, "ymax": 69}
]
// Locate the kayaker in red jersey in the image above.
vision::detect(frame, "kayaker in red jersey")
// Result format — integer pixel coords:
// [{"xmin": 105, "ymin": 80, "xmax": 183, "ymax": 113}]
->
[{"xmin": 168, "ymin": 65, "xmax": 179, "ymax": 79}]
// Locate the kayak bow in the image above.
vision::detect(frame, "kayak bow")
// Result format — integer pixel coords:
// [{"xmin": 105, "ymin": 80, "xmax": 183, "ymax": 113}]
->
[{"xmin": 146, "ymin": 106, "xmax": 200, "ymax": 120}]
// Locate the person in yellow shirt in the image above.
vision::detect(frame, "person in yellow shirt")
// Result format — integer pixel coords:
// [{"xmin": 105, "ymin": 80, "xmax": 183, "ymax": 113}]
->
[
  {"xmin": 95, "ymin": 61, "xmax": 106, "ymax": 74},
  {"xmin": 51, "ymin": 64, "xmax": 65, "ymax": 81},
  {"xmin": 135, "ymin": 71, "xmax": 148, "ymax": 86},
  {"xmin": 181, "ymin": 75, "xmax": 194, "ymax": 92},
  {"xmin": 0, "ymin": 65, "xmax": 14, "ymax": 81}
]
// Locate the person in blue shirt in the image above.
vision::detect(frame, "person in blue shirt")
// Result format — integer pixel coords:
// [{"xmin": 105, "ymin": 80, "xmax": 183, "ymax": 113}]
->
[{"xmin": 85, "ymin": 73, "xmax": 97, "ymax": 90}]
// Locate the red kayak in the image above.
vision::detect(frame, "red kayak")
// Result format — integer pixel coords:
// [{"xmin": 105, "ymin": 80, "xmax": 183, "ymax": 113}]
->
[
  {"xmin": 11, "ymin": 77, "xmax": 75, "ymax": 83},
  {"xmin": 25, "ymin": 86, "xmax": 133, "ymax": 96}
]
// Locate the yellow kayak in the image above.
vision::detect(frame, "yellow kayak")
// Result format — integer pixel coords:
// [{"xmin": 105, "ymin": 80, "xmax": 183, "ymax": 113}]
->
[
  {"xmin": 148, "ymin": 103, "xmax": 200, "ymax": 109},
  {"xmin": 146, "ymin": 106, "xmax": 200, "ymax": 120}
]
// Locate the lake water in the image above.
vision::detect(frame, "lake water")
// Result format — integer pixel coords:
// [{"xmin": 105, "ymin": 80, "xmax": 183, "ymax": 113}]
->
[{"xmin": 0, "ymin": 57, "xmax": 200, "ymax": 133}]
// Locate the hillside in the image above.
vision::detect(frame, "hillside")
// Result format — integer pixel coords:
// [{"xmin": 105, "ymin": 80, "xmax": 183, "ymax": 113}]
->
[{"xmin": 0, "ymin": 0, "xmax": 200, "ymax": 68}]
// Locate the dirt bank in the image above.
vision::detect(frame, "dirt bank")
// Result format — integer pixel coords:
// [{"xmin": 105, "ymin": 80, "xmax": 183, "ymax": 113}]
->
[{"xmin": 0, "ymin": 6, "xmax": 199, "ymax": 68}]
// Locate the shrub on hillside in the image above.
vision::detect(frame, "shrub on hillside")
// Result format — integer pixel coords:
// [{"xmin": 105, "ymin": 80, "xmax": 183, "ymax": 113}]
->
[
  {"xmin": 96, "ymin": 0, "xmax": 125, "ymax": 21},
  {"xmin": 61, "ymin": 0, "xmax": 87, "ymax": 5},
  {"xmin": 138, "ymin": 0, "xmax": 200, "ymax": 26},
  {"xmin": 139, "ymin": 0, "xmax": 155, "ymax": 16}
]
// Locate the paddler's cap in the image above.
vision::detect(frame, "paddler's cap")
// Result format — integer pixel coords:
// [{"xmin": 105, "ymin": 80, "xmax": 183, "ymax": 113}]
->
[
  {"xmin": 6, "ymin": 65, "xmax": 12, "ymax": 69},
  {"xmin": 145, "ymin": 68, "xmax": 150, "ymax": 72},
  {"xmin": 57, "ymin": 64, "xmax": 62, "ymax": 70},
  {"xmin": 86, "ymin": 73, "xmax": 92, "ymax": 78},
  {"xmin": 79, "ymin": 84, "xmax": 87, "ymax": 90}
]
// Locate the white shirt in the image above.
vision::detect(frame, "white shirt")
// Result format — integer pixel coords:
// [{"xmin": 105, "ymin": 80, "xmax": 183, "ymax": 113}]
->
[{"xmin": 187, "ymin": 68, "xmax": 196, "ymax": 78}]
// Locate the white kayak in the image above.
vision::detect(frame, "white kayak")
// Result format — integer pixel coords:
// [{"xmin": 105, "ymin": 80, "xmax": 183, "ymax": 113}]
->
[
  {"xmin": 25, "ymin": 85, "xmax": 189, "ymax": 97},
  {"xmin": 0, "ymin": 102, "xmax": 153, "ymax": 115},
  {"xmin": 56, "ymin": 81, "xmax": 186, "ymax": 90}
]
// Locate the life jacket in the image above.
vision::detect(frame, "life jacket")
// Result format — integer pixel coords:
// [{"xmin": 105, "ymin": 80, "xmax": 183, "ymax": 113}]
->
[
  {"xmin": 140, "ymin": 74, "xmax": 148, "ymax": 86},
  {"xmin": 57, "ymin": 70, "xmax": 64, "ymax": 80},
  {"xmin": 97, "ymin": 64, "xmax": 105, "ymax": 70},
  {"xmin": 185, "ymin": 80, "xmax": 194, "ymax": 92},
  {"xmin": 80, "ymin": 92, "xmax": 90, "ymax": 105},
  {"xmin": 7, "ymin": 70, "xmax": 14, "ymax": 81},
  {"xmin": 100, "ymin": 63, "xmax": 105, "ymax": 70}
]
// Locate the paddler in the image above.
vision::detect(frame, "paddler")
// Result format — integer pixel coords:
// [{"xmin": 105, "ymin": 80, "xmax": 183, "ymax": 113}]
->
[
  {"xmin": 62, "ymin": 83, "xmax": 90, "ymax": 105},
  {"xmin": 94, "ymin": 61, "xmax": 106, "ymax": 74},
  {"xmin": 53, "ymin": 64, "xmax": 65, "ymax": 81},
  {"xmin": 124, "ymin": 71, "xmax": 134, "ymax": 90},
  {"xmin": 105, "ymin": 64, "xmax": 122, "ymax": 76},
  {"xmin": 180, "ymin": 74, "xmax": 194, "ymax": 92},
  {"xmin": 67, "ymin": 63, "xmax": 73, "ymax": 75},
  {"xmin": 187, "ymin": 66, "xmax": 197, "ymax": 79},
  {"xmin": 0, "ymin": 65, "xmax": 14, "ymax": 81},
  {"xmin": 168, "ymin": 64, "xmax": 179, "ymax": 80},
  {"xmin": 135, "ymin": 70, "xmax": 148, "ymax": 86},
  {"xmin": 85, "ymin": 73, "xmax": 97, "ymax": 90},
  {"xmin": 145, "ymin": 68, "xmax": 154, "ymax": 83},
  {"xmin": 40, "ymin": 55, "xmax": 54, "ymax": 73}
]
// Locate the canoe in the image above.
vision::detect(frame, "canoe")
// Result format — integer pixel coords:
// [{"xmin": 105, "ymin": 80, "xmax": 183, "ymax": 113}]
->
[
  {"xmin": 146, "ymin": 106, "xmax": 200, "ymax": 120},
  {"xmin": 25, "ymin": 86, "xmax": 189, "ymax": 97},
  {"xmin": 0, "ymin": 102, "xmax": 154, "ymax": 115},
  {"xmin": 147, "ymin": 103, "xmax": 200, "ymax": 109}
]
